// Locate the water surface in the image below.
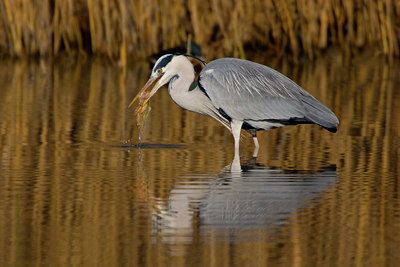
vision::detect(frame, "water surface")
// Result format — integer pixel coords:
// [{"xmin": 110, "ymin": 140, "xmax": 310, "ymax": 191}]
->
[{"xmin": 0, "ymin": 53, "xmax": 399, "ymax": 266}]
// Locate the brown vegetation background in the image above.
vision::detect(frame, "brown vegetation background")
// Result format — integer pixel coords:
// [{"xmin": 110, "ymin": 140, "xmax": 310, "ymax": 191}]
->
[{"xmin": 0, "ymin": 0, "xmax": 399, "ymax": 60}]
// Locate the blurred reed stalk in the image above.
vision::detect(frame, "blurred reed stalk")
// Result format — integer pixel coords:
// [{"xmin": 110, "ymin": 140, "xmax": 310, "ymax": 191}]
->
[{"xmin": 0, "ymin": 0, "xmax": 399, "ymax": 60}]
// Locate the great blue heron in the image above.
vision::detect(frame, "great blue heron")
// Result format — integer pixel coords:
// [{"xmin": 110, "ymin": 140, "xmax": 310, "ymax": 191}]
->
[{"xmin": 129, "ymin": 54, "xmax": 339, "ymax": 152}]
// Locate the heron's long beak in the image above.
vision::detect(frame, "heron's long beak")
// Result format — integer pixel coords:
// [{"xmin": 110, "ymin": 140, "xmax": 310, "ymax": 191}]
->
[{"xmin": 128, "ymin": 75, "xmax": 163, "ymax": 113}]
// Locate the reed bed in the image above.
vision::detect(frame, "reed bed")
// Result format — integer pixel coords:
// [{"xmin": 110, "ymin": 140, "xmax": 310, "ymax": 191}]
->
[{"xmin": 0, "ymin": 0, "xmax": 399, "ymax": 60}]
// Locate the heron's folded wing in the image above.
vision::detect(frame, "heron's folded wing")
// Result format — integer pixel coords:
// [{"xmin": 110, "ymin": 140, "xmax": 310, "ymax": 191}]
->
[{"xmin": 199, "ymin": 58, "xmax": 338, "ymax": 129}]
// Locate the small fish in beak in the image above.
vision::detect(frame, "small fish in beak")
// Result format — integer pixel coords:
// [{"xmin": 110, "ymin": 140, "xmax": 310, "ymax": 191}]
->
[{"xmin": 128, "ymin": 74, "xmax": 164, "ymax": 113}]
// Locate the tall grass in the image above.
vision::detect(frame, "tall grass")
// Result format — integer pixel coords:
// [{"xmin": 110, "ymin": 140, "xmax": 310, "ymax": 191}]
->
[{"xmin": 0, "ymin": 0, "xmax": 399, "ymax": 60}]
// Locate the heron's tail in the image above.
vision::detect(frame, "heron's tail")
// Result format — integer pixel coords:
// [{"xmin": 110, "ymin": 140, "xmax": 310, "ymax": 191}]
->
[{"xmin": 301, "ymin": 95, "xmax": 339, "ymax": 133}]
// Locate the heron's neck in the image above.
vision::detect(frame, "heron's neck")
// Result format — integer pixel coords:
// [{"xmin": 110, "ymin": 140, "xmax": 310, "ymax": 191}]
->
[
  {"xmin": 167, "ymin": 60, "xmax": 231, "ymax": 130},
  {"xmin": 167, "ymin": 65, "xmax": 199, "ymax": 111}
]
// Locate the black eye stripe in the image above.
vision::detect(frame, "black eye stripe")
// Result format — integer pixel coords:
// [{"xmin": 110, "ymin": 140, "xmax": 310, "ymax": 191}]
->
[{"xmin": 154, "ymin": 55, "xmax": 174, "ymax": 71}]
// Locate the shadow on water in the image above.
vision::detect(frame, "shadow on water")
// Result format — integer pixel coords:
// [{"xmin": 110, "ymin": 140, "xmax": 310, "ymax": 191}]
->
[{"xmin": 116, "ymin": 143, "xmax": 185, "ymax": 149}]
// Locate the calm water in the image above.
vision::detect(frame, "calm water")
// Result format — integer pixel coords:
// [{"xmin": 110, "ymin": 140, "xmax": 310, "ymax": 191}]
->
[{"xmin": 0, "ymin": 52, "xmax": 399, "ymax": 266}]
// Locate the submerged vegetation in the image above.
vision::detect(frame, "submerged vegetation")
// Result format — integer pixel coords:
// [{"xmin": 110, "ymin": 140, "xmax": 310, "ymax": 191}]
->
[{"xmin": 0, "ymin": 0, "xmax": 399, "ymax": 60}]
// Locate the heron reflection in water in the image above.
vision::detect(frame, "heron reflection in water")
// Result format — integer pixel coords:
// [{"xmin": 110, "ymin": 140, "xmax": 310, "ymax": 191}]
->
[
  {"xmin": 129, "ymin": 54, "xmax": 339, "ymax": 156},
  {"xmin": 151, "ymin": 158, "xmax": 337, "ymax": 248}
]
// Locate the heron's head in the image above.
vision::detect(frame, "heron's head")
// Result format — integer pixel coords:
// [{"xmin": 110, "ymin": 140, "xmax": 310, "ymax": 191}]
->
[
  {"xmin": 128, "ymin": 54, "xmax": 178, "ymax": 110},
  {"xmin": 128, "ymin": 54, "xmax": 205, "ymax": 111}
]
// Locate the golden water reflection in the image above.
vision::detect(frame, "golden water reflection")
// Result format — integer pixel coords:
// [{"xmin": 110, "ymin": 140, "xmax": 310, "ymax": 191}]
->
[{"xmin": 0, "ymin": 52, "xmax": 399, "ymax": 266}]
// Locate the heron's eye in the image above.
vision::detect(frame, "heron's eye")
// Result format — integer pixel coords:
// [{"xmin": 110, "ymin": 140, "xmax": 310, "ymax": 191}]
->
[{"xmin": 157, "ymin": 68, "xmax": 163, "ymax": 74}]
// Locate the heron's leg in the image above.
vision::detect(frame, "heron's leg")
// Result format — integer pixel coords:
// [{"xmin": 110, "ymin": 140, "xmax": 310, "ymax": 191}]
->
[
  {"xmin": 231, "ymin": 119, "xmax": 243, "ymax": 152},
  {"xmin": 252, "ymin": 136, "xmax": 259, "ymax": 158},
  {"xmin": 252, "ymin": 136, "xmax": 259, "ymax": 148},
  {"xmin": 247, "ymin": 129, "xmax": 260, "ymax": 156},
  {"xmin": 230, "ymin": 148, "xmax": 242, "ymax": 172}
]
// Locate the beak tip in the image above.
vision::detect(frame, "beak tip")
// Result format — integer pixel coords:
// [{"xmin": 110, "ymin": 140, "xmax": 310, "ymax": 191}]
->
[{"xmin": 129, "ymin": 75, "xmax": 162, "ymax": 112}]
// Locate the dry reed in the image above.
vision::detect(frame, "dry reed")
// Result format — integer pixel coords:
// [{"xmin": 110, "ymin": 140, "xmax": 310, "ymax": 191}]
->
[{"xmin": 0, "ymin": 0, "xmax": 400, "ymax": 60}]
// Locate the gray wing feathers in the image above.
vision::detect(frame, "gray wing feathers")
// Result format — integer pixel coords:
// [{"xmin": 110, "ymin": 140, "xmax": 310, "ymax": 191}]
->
[
  {"xmin": 199, "ymin": 58, "xmax": 338, "ymax": 129},
  {"xmin": 298, "ymin": 91, "xmax": 339, "ymax": 130}
]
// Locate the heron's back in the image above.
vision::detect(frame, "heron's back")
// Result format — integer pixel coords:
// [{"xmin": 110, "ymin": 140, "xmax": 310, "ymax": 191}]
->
[{"xmin": 199, "ymin": 58, "xmax": 339, "ymax": 132}]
